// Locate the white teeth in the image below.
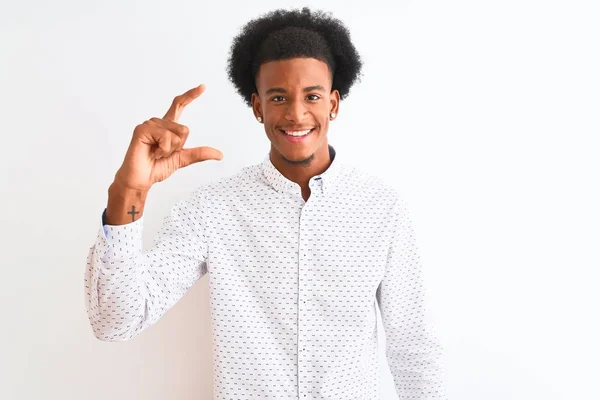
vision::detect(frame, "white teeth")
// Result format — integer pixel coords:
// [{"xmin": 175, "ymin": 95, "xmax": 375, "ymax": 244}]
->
[{"xmin": 284, "ymin": 129, "xmax": 312, "ymax": 136}]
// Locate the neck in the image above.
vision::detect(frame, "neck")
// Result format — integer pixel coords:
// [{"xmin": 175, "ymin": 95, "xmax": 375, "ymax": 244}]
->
[{"xmin": 269, "ymin": 141, "xmax": 332, "ymax": 190}]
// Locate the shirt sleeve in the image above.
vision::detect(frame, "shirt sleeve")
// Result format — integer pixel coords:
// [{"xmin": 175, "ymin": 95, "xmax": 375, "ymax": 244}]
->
[
  {"xmin": 84, "ymin": 188, "xmax": 209, "ymax": 341},
  {"xmin": 376, "ymin": 196, "xmax": 447, "ymax": 399}
]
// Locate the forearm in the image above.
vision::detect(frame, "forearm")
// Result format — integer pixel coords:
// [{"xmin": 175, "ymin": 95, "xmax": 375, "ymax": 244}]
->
[
  {"xmin": 86, "ymin": 186, "xmax": 209, "ymax": 341},
  {"xmin": 379, "ymin": 195, "xmax": 447, "ymax": 398},
  {"xmin": 106, "ymin": 179, "xmax": 149, "ymax": 225},
  {"xmin": 85, "ymin": 215, "xmax": 147, "ymax": 341}
]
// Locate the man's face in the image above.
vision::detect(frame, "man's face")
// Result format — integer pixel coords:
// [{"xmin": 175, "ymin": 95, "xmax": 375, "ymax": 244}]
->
[{"xmin": 251, "ymin": 57, "xmax": 339, "ymax": 164}]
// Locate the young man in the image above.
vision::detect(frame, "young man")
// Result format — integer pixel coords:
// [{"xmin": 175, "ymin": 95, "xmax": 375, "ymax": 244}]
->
[{"xmin": 84, "ymin": 7, "xmax": 446, "ymax": 400}]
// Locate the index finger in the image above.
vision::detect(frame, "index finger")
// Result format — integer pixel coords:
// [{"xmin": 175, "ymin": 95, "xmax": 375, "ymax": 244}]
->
[{"xmin": 163, "ymin": 84, "xmax": 206, "ymax": 122}]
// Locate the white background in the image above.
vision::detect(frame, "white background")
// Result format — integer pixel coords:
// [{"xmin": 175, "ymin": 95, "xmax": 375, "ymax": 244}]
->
[{"xmin": 1, "ymin": 0, "xmax": 599, "ymax": 399}]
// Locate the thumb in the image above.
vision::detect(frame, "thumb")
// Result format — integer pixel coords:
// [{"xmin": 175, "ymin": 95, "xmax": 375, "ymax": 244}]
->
[{"xmin": 178, "ymin": 146, "xmax": 223, "ymax": 168}]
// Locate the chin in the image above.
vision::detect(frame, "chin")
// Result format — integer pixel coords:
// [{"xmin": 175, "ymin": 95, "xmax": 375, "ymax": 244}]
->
[
  {"xmin": 277, "ymin": 146, "xmax": 310, "ymax": 159},
  {"xmin": 273, "ymin": 144, "xmax": 314, "ymax": 163}
]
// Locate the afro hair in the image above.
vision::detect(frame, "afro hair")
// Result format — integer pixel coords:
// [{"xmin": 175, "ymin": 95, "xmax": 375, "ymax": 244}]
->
[{"xmin": 226, "ymin": 7, "xmax": 363, "ymax": 107}]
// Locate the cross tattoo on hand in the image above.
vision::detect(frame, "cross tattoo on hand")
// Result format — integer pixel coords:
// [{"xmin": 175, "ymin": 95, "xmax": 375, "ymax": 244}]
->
[{"xmin": 127, "ymin": 205, "xmax": 140, "ymax": 222}]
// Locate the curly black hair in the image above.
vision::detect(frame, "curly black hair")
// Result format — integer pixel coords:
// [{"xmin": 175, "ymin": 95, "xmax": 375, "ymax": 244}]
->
[{"xmin": 226, "ymin": 7, "xmax": 363, "ymax": 107}]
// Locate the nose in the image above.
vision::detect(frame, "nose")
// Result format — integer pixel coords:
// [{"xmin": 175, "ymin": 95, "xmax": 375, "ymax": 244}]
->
[{"xmin": 284, "ymin": 99, "xmax": 309, "ymax": 122}]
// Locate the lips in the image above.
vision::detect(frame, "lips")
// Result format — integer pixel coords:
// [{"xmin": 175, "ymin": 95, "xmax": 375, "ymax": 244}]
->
[
  {"xmin": 278, "ymin": 128, "xmax": 315, "ymax": 142},
  {"xmin": 279, "ymin": 128, "xmax": 314, "ymax": 135}
]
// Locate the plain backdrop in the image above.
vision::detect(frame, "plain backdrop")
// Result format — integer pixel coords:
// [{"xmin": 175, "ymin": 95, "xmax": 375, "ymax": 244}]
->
[{"xmin": 1, "ymin": 0, "xmax": 599, "ymax": 399}]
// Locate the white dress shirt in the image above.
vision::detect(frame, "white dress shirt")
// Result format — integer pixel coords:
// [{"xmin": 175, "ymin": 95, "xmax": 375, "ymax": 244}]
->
[{"xmin": 84, "ymin": 144, "xmax": 446, "ymax": 399}]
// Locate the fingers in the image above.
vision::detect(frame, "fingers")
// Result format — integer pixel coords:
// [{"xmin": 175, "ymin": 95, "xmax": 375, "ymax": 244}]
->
[
  {"xmin": 149, "ymin": 117, "xmax": 189, "ymax": 137},
  {"xmin": 178, "ymin": 146, "xmax": 223, "ymax": 168},
  {"xmin": 134, "ymin": 83, "xmax": 215, "ymax": 162},
  {"xmin": 154, "ymin": 129, "xmax": 171, "ymax": 159},
  {"xmin": 151, "ymin": 128, "xmax": 184, "ymax": 159},
  {"xmin": 148, "ymin": 118, "xmax": 189, "ymax": 152},
  {"xmin": 163, "ymin": 84, "xmax": 206, "ymax": 123}
]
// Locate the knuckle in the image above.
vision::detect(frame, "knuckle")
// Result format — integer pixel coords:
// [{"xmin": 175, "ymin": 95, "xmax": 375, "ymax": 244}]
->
[{"xmin": 161, "ymin": 127, "xmax": 171, "ymax": 137}]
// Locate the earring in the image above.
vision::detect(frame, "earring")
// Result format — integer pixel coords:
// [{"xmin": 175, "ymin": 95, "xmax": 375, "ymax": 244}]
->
[
  {"xmin": 257, "ymin": 116, "xmax": 263, "ymax": 123},
  {"xmin": 330, "ymin": 112, "xmax": 336, "ymax": 119}
]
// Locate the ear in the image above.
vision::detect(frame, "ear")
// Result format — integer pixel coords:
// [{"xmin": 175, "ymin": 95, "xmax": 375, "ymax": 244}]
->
[
  {"xmin": 329, "ymin": 89, "xmax": 340, "ymax": 117},
  {"xmin": 251, "ymin": 92, "xmax": 262, "ymax": 120}
]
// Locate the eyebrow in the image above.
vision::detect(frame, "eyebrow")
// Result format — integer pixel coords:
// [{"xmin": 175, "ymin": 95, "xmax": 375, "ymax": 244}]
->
[{"xmin": 264, "ymin": 85, "xmax": 326, "ymax": 95}]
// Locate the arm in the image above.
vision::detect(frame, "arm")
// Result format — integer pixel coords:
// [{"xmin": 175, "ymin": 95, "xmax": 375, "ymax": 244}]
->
[
  {"xmin": 376, "ymin": 196, "xmax": 447, "ymax": 399},
  {"xmin": 84, "ymin": 182, "xmax": 209, "ymax": 341}
]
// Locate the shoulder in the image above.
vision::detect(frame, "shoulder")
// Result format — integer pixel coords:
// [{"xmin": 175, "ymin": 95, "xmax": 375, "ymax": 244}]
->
[{"xmin": 340, "ymin": 162, "xmax": 405, "ymax": 205}]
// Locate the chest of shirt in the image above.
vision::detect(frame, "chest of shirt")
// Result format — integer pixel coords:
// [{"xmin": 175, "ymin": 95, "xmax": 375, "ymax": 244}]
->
[{"xmin": 204, "ymin": 188, "xmax": 392, "ymax": 309}]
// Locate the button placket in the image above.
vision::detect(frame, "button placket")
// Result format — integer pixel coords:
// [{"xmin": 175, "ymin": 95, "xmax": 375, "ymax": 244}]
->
[{"xmin": 298, "ymin": 200, "xmax": 313, "ymax": 399}]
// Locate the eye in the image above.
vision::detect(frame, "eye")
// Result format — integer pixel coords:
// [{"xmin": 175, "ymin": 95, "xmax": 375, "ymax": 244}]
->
[{"xmin": 270, "ymin": 94, "xmax": 321, "ymax": 102}]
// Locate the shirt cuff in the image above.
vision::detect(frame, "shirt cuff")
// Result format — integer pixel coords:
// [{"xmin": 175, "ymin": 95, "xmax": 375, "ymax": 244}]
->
[{"xmin": 98, "ymin": 207, "xmax": 144, "ymax": 259}]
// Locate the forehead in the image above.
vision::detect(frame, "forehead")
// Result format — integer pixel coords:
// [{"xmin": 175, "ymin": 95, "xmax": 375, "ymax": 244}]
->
[{"xmin": 256, "ymin": 57, "xmax": 331, "ymax": 92}]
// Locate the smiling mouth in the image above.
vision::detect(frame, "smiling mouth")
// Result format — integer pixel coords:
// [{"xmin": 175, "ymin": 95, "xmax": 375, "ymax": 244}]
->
[{"xmin": 278, "ymin": 128, "xmax": 315, "ymax": 137}]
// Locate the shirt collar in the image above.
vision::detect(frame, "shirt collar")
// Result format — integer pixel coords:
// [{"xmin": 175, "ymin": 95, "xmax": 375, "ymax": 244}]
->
[{"xmin": 261, "ymin": 144, "xmax": 343, "ymax": 196}]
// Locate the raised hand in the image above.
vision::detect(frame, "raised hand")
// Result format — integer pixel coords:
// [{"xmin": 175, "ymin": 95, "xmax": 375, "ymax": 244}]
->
[{"xmin": 114, "ymin": 84, "xmax": 223, "ymax": 191}]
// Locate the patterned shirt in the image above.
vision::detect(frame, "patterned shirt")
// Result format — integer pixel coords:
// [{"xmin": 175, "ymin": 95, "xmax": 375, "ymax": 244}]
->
[{"xmin": 84, "ymin": 144, "xmax": 446, "ymax": 399}]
